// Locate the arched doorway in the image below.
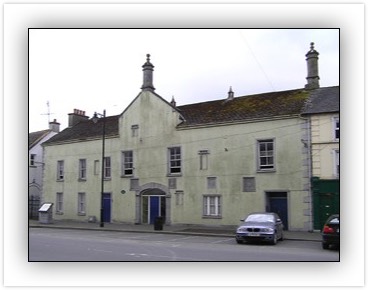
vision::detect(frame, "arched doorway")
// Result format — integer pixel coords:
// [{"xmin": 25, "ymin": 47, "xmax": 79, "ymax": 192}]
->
[
  {"xmin": 141, "ymin": 188, "xmax": 166, "ymax": 224},
  {"xmin": 136, "ymin": 182, "xmax": 170, "ymax": 225}
]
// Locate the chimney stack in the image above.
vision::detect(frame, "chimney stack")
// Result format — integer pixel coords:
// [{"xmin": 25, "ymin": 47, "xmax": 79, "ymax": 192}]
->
[
  {"xmin": 49, "ymin": 119, "xmax": 60, "ymax": 133},
  {"xmin": 170, "ymin": 96, "xmax": 176, "ymax": 108},
  {"xmin": 68, "ymin": 109, "xmax": 89, "ymax": 127},
  {"xmin": 227, "ymin": 86, "xmax": 234, "ymax": 101},
  {"xmin": 305, "ymin": 42, "xmax": 320, "ymax": 89},
  {"xmin": 141, "ymin": 54, "xmax": 155, "ymax": 92}
]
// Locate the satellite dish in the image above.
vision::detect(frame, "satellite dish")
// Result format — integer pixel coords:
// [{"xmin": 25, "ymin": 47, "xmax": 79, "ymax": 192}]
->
[{"xmin": 121, "ymin": 190, "xmax": 126, "ymax": 194}]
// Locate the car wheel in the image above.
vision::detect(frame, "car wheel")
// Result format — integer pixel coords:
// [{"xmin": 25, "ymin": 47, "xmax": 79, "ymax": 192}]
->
[
  {"xmin": 322, "ymin": 242, "xmax": 329, "ymax": 249},
  {"xmin": 271, "ymin": 234, "xmax": 277, "ymax": 245},
  {"xmin": 236, "ymin": 239, "xmax": 243, "ymax": 244},
  {"xmin": 279, "ymin": 231, "xmax": 284, "ymax": 241}
]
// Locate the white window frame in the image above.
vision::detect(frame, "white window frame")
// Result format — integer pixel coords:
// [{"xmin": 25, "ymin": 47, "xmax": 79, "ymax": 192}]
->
[
  {"xmin": 30, "ymin": 154, "xmax": 36, "ymax": 166},
  {"xmin": 104, "ymin": 156, "xmax": 111, "ymax": 179},
  {"xmin": 122, "ymin": 151, "xmax": 134, "ymax": 176},
  {"xmin": 257, "ymin": 139, "xmax": 275, "ymax": 171},
  {"xmin": 57, "ymin": 160, "xmax": 64, "ymax": 181},
  {"xmin": 203, "ymin": 195, "xmax": 221, "ymax": 217},
  {"xmin": 78, "ymin": 192, "xmax": 86, "ymax": 215},
  {"xmin": 333, "ymin": 149, "xmax": 340, "ymax": 178},
  {"xmin": 168, "ymin": 146, "xmax": 182, "ymax": 175},
  {"xmin": 56, "ymin": 192, "xmax": 63, "ymax": 213},
  {"xmin": 79, "ymin": 159, "xmax": 87, "ymax": 180},
  {"xmin": 333, "ymin": 117, "xmax": 340, "ymax": 140}
]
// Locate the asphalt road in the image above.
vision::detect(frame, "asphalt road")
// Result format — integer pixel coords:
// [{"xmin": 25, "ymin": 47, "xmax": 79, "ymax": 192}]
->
[{"xmin": 29, "ymin": 228, "xmax": 339, "ymax": 262}]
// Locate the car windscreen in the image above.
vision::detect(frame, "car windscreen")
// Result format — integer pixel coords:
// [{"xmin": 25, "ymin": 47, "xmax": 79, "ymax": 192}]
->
[{"xmin": 245, "ymin": 214, "xmax": 274, "ymax": 223}]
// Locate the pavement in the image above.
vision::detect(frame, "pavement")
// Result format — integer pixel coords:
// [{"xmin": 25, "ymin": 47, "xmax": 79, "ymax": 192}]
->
[{"xmin": 29, "ymin": 219, "xmax": 322, "ymax": 242}]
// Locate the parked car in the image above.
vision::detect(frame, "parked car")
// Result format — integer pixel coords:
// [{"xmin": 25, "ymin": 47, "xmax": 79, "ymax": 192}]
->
[
  {"xmin": 235, "ymin": 212, "xmax": 284, "ymax": 245},
  {"xmin": 321, "ymin": 214, "xmax": 340, "ymax": 249}
]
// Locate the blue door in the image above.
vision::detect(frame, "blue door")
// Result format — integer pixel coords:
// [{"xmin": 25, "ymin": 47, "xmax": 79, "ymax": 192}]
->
[
  {"xmin": 149, "ymin": 196, "xmax": 160, "ymax": 224},
  {"xmin": 268, "ymin": 193, "xmax": 288, "ymax": 230},
  {"xmin": 103, "ymin": 193, "xmax": 111, "ymax": 223}
]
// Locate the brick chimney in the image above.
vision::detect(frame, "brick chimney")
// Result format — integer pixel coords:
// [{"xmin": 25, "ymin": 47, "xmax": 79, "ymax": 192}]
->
[
  {"xmin": 305, "ymin": 42, "xmax": 320, "ymax": 89},
  {"xmin": 49, "ymin": 119, "xmax": 60, "ymax": 133},
  {"xmin": 141, "ymin": 54, "xmax": 155, "ymax": 92},
  {"xmin": 68, "ymin": 109, "xmax": 89, "ymax": 127}
]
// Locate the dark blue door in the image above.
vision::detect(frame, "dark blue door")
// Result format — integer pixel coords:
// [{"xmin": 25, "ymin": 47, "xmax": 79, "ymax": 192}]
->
[
  {"xmin": 269, "ymin": 196, "xmax": 288, "ymax": 230},
  {"xmin": 149, "ymin": 196, "xmax": 160, "ymax": 224},
  {"xmin": 103, "ymin": 193, "xmax": 111, "ymax": 223}
]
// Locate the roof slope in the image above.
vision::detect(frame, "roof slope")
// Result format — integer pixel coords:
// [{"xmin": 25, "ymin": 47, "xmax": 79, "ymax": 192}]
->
[
  {"xmin": 177, "ymin": 88, "xmax": 310, "ymax": 127},
  {"xmin": 29, "ymin": 129, "xmax": 52, "ymax": 149},
  {"xmin": 302, "ymin": 86, "xmax": 339, "ymax": 114},
  {"xmin": 43, "ymin": 115, "xmax": 119, "ymax": 145}
]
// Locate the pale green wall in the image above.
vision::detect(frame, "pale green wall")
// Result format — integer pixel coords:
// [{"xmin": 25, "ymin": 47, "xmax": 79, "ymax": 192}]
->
[{"xmin": 43, "ymin": 91, "xmax": 311, "ymax": 230}]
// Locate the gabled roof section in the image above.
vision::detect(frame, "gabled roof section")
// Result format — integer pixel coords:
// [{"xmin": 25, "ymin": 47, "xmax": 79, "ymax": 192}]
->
[
  {"xmin": 43, "ymin": 115, "xmax": 119, "ymax": 145},
  {"xmin": 29, "ymin": 129, "xmax": 52, "ymax": 149},
  {"xmin": 302, "ymin": 86, "xmax": 339, "ymax": 114},
  {"xmin": 177, "ymin": 88, "xmax": 310, "ymax": 128}
]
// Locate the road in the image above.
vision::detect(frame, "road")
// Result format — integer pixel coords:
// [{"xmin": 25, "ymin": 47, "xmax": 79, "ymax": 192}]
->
[{"xmin": 29, "ymin": 228, "xmax": 339, "ymax": 262}]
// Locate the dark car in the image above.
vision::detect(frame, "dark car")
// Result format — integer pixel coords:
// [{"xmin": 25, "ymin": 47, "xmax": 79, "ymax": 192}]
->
[
  {"xmin": 321, "ymin": 214, "xmax": 340, "ymax": 249},
  {"xmin": 235, "ymin": 212, "xmax": 284, "ymax": 245}
]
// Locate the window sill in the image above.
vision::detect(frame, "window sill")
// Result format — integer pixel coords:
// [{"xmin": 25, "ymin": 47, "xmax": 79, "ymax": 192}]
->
[
  {"xmin": 121, "ymin": 175, "xmax": 134, "ymax": 178},
  {"xmin": 167, "ymin": 173, "xmax": 182, "ymax": 177},
  {"xmin": 78, "ymin": 178, "xmax": 87, "ymax": 182},
  {"xmin": 257, "ymin": 169, "xmax": 276, "ymax": 173},
  {"xmin": 56, "ymin": 179, "xmax": 64, "ymax": 182},
  {"xmin": 55, "ymin": 212, "xmax": 64, "ymax": 215},
  {"xmin": 78, "ymin": 213, "xmax": 86, "ymax": 216},
  {"xmin": 202, "ymin": 215, "xmax": 222, "ymax": 219}
]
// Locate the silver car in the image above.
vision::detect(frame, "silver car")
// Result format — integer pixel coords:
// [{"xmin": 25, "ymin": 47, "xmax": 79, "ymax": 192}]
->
[{"xmin": 235, "ymin": 212, "xmax": 284, "ymax": 245}]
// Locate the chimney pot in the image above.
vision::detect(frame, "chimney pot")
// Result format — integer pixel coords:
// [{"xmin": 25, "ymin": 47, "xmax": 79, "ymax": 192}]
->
[
  {"xmin": 305, "ymin": 42, "xmax": 320, "ymax": 89},
  {"xmin": 141, "ymin": 53, "xmax": 155, "ymax": 92},
  {"xmin": 227, "ymin": 86, "xmax": 234, "ymax": 100},
  {"xmin": 68, "ymin": 109, "xmax": 89, "ymax": 127}
]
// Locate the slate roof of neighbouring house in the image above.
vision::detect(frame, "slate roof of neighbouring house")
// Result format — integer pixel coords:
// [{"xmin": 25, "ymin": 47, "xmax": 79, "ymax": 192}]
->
[
  {"xmin": 43, "ymin": 115, "xmax": 120, "ymax": 145},
  {"xmin": 176, "ymin": 88, "xmax": 311, "ymax": 127},
  {"xmin": 29, "ymin": 129, "xmax": 53, "ymax": 149},
  {"xmin": 301, "ymin": 86, "xmax": 339, "ymax": 114}
]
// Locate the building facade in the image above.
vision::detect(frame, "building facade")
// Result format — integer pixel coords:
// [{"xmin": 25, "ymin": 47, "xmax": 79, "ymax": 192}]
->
[
  {"xmin": 29, "ymin": 120, "xmax": 60, "ymax": 218},
  {"xmin": 42, "ymin": 45, "xmax": 338, "ymax": 231},
  {"xmin": 302, "ymin": 87, "xmax": 340, "ymax": 230}
]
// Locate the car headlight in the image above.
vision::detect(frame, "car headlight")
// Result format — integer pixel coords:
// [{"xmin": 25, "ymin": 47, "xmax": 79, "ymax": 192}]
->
[
  {"xmin": 237, "ymin": 227, "xmax": 248, "ymax": 233},
  {"xmin": 261, "ymin": 228, "xmax": 274, "ymax": 233}
]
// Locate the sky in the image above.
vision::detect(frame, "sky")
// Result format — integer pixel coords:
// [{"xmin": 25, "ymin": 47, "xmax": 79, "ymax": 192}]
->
[{"xmin": 29, "ymin": 29, "xmax": 339, "ymax": 132}]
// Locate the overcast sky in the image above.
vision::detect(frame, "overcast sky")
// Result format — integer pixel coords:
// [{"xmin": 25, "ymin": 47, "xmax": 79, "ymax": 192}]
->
[{"xmin": 29, "ymin": 28, "xmax": 339, "ymax": 132}]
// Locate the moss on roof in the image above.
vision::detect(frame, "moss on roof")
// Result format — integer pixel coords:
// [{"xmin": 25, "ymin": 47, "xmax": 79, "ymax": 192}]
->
[{"xmin": 177, "ymin": 88, "xmax": 310, "ymax": 127}]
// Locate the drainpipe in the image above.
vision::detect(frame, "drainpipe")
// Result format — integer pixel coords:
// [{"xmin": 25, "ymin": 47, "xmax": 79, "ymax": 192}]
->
[{"xmin": 299, "ymin": 114, "xmax": 313, "ymax": 232}]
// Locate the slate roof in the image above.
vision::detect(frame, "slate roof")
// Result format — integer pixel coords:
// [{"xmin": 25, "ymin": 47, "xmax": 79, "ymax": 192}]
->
[
  {"xmin": 301, "ymin": 86, "xmax": 339, "ymax": 114},
  {"xmin": 177, "ymin": 88, "xmax": 310, "ymax": 127},
  {"xmin": 43, "ymin": 115, "xmax": 119, "ymax": 145},
  {"xmin": 29, "ymin": 129, "xmax": 53, "ymax": 149},
  {"xmin": 43, "ymin": 86, "xmax": 339, "ymax": 145}
]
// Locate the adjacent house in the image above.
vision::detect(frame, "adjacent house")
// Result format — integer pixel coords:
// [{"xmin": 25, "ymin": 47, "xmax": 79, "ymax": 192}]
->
[
  {"xmin": 42, "ymin": 44, "xmax": 339, "ymax": 231},
  {"xmin": 29, "ymin": 119, "xmax": 60, "ymax": 218},
  {"xmin": 302, "ymin": 86, "xmax": 340, "ymax": 230}
]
